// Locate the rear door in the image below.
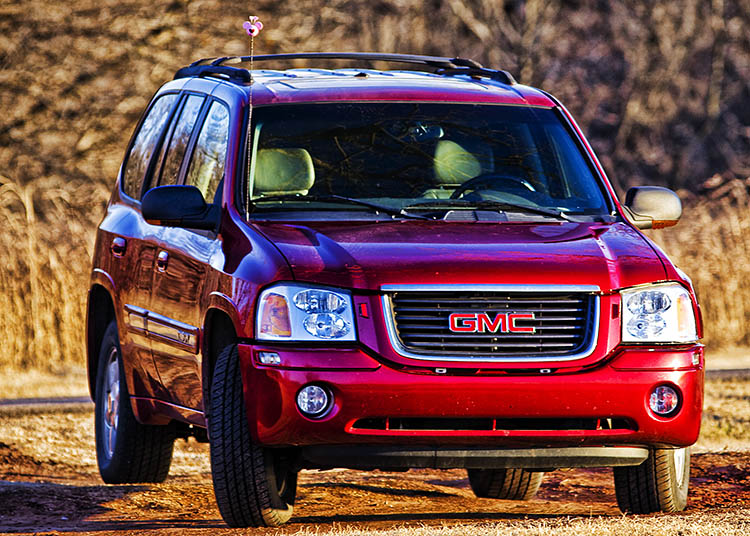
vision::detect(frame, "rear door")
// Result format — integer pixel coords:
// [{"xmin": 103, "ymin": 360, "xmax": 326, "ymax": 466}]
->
[{"xmin": 104, "ymin": 92, "xmax": 179, "ymax": 401}]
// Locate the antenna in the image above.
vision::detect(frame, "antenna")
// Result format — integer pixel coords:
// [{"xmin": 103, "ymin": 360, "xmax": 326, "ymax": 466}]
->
[{"xmin": 242, "ymin": 16, "xmax": 263, "ymax": 218}]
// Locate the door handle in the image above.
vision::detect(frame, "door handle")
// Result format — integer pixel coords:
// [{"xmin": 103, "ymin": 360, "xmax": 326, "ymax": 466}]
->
[
  {"xmin": 111, "ymin": 237, "xmax": 127, "ymax": 257},
  {"xmin": 156, "ymin": 250, "xmax": 169, "ymax": 272}
]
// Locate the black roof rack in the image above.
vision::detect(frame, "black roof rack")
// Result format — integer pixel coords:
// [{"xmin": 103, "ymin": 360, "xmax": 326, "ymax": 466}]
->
[
  {"xmin": 175, "ymin": 52, "xmax": 516, "ymax": 85},
  {"xmin": 173, "ymin": 64, "xmax": 252, "ymax": 84}
]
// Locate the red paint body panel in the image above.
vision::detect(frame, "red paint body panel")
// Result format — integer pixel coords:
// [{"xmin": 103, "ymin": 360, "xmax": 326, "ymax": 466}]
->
[
  {"xmin": 253, "ymin": 221, "xmax": 666, "ymax": 291},
  {"xmin": 238, "ymin": 344, "xmax": 704, "ymax": 448},
  {"xmin": 247, "ymin": 74, "xmax": 555, "ymax": 108}
]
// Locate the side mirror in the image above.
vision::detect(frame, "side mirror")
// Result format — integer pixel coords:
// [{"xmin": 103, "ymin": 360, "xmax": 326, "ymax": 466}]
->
[
  {"xmin": 623, "ymin": 186, "xmax": 682, "ymax": 230},
  {"xmin": 142, "ymin": 185, "xmax": 220, "ymax": 231}
]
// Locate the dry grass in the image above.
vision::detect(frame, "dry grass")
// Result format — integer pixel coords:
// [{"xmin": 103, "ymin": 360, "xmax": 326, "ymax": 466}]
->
[
  {"xmin": 649, "ymin": 180, "xmax": 750, "ymax": 349},
  {"xmin": 0, "ymin": 174, "xmax": 109, "ymax": 371},
  {"xmin": 286, "ymin": 514, "xmax": 750, "ymax": 536},
  {"xmin": 0, "ymin": 367, "xmax": 89, "ymax": 400},
  {"xmin": 696, "ymin": 374, "xmax": 750, "ymax": 452}
]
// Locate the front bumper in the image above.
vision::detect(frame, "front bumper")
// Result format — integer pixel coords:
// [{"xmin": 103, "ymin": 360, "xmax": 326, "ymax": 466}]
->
[{"xmin": 239, "ymin": 344, "xmax": 703, "ymax": 458}]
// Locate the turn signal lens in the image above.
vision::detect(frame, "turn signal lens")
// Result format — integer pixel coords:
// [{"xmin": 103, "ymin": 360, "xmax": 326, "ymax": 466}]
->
[{"xmin": 258, "ymin": 293, "xmax": 292, "ymax": 338}]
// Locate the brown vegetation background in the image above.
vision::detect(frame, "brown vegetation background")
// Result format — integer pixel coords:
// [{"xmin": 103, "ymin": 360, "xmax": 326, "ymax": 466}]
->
[{"xmin": 0, "ymin": 0, "xmax": 748, "ymax": 369}]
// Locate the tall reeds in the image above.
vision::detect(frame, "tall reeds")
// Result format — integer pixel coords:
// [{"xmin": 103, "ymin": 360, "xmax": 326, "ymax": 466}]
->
[
  {"xmin": 0, "ymin": 175, "xmax": 109, "ymax": 371},
  {"xmin": 649, "ymin": 180, "xmax": 750, "ymax": 350}
]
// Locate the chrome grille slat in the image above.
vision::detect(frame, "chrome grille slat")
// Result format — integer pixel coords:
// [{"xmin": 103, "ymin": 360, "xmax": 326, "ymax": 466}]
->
[{"xmin": 386, "ymin": 289, "xmax": 597, "ymax": 359}]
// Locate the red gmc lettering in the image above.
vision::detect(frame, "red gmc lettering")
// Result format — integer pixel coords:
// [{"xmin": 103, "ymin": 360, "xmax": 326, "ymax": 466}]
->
[
  {"xmin": 449, "ymin": 312, "xmax": 535, "ymax": 333},
  {"xmin": 478, "ymin": 313, "xmax": 506, "ymax": 333},
  {"xmin": 509, "ymin": 313, "xmax": 536, "ymax": 333},
  {"xmin": 448, "ymin": 313, "xmax": 478, "ymax": 332}
]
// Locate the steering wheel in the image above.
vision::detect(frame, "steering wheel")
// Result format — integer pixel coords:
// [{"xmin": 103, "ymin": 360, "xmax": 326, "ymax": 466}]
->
[{"xmin": 450, "ymin": 174, "xmax": 536, "ymax": 199}]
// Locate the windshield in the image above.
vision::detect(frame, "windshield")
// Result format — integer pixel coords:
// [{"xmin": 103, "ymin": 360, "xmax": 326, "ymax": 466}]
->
[{"xmin": 246, "ymin": 102, "xmax": 612, "ymax": 221}]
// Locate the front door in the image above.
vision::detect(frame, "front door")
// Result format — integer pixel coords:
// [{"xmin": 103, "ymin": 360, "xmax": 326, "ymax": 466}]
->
[{"xmin": 149, "ymin": 98, "xmax": 230, "ymax": 411}]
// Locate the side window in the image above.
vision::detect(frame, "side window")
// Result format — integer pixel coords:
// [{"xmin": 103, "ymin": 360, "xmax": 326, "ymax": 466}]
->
[
  {"xmin": 156, "ymin": 94, "xmax": 205, "ymax": 187},
  {"xmin": 121, "ymin": 94, "xmax": 178, "ymax": 199},
  {"xmin": 185, "ymin": 101, "xmax": 230, "ymax": 203}
]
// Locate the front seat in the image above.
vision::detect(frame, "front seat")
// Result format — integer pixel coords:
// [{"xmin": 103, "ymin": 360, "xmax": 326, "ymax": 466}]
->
[
  {"xmin": 424, "ymin": 139, "xmax": 494, "ymax": 198},
  {"xmin": 252, "ymin": 148, "xmax": 315, "ymax": 197}
]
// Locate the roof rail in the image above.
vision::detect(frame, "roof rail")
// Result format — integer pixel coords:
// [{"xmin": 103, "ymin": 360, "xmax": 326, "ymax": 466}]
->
[
  {"xmin": 173, "ymin": 65, "xmax": 252, "ymax": 83},
  {"xmin": 176, "ymin": 52, "xmax": 516, "ymax": 85},
  {"xmin": 435, "ymin": 66, "xmax": 516, "ymax": 85}
]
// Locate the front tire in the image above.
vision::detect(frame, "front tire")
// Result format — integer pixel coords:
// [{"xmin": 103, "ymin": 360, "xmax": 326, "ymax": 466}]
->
[
  {"xmin": 614, "ymin": 447, "xmax": 690, "ymax": 513},
  {"xmin": 94, "ymin": 320, "xmax": 176, "ymax": 483},
  {"xmin": 467, "ymin": 468, "xmax": 544, "ymax": 500},
  {"xmin": 209, "ymin": 344, "xmax": 297, "ymax": 527}
]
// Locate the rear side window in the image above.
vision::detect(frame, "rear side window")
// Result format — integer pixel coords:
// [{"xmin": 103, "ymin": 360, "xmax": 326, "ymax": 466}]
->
[
  {"xmin": 121, "ymin": 94, "xmax": 178, "ymax": 199},
  {"xmin": 185, "ymin": 101, "xmax": 230, "ymax": 203},
  {"xmin": 156, "ymin": 94, "xmax": 205, "ymax": 187}
]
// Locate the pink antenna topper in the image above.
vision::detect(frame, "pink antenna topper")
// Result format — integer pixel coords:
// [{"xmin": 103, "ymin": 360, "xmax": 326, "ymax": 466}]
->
[{"xmin": 243, "ymin": 16, "xmax": 263, "ymax": 37}]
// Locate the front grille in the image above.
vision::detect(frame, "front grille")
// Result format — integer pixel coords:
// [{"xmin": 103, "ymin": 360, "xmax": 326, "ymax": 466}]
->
[{"xmin": 385, "ymin": 288, "xmax": 597, "ymax": 359}]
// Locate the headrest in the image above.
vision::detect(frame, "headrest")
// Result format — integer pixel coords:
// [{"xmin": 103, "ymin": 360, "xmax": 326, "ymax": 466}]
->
[
  {"xmin": 253, "ymin": 148, "xmax": 315, "ymax": 196},
  {"xmin": 433, "ymin": 139, "xmax": 494, "ymax": 186}
]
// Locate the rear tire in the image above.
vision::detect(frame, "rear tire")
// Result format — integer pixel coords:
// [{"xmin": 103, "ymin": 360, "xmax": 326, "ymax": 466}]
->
[
  {"xmin": 94, "ymin": 320, "xmax": 175, "ymax": 483},
  {"xmin": 614, "ymin": 447, "xmax": 690, "ymax": 513},
  {"xmin": 467, "ymin": 468, "xmax": 544, "ymax": 500},
  {"xmin": 209, "ymin": 344, "xmax": 297, "ymax": 527}
]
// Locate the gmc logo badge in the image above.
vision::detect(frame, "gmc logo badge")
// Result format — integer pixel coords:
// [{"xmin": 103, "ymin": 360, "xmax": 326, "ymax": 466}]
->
[{"xmin": 448, "ymin": 312, "xmax": 536, "ymax": 333}]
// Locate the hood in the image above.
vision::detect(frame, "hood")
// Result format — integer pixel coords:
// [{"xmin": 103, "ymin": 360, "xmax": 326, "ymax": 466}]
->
[{"xmin": 253, "ymin": 220, "xmax": 666, "ymax": 293}]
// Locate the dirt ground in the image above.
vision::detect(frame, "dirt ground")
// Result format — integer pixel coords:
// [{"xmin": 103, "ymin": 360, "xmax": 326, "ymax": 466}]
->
[{"xmin": 0, "ymin": 398, "xmax": 749, "ymax": 535}]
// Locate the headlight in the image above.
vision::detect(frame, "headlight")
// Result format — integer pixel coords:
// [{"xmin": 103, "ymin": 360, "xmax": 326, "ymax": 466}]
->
[
  {"xmin": 257, "ymin": 284, "xmax": 356, "ymax": 341},
  {"xmin": 620, "ymin": 283, "xmax": 698, "ymax": 343}
]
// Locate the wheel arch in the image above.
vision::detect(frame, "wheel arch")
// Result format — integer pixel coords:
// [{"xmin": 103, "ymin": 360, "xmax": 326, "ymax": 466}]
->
[
  {"xmin": 202, "ymin": 304, "xmax": 240, "ymax": 416},
  {"xmin": 87, "ymin": 279, "xmax": 117, "ymax": 400}
]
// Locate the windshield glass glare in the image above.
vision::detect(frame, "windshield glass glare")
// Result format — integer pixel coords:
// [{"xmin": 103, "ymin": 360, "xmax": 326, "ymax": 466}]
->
[{"xmin": 247, "ymin": 103, "xmax": 610, "ymax": 220}]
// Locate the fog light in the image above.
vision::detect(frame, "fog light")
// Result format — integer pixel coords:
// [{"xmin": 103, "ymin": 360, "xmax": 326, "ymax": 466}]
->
[
  {"xmin": 297, "ymin": 385, "xmax": 331, "ymax": 418},
  {"xmin": 649, "ymin": 385, "xmax": 680, "ymax": 416}
]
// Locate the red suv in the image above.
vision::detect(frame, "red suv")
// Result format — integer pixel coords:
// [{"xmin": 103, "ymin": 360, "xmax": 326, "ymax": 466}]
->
[{"xmin": 87, "ymin": 53, "xmax": 703, "ymax": 527}]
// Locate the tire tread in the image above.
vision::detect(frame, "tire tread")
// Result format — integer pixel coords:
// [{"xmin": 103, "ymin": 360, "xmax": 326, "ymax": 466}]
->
[
  {"xmin": 95, "ymin": 321, "xmax": 175, "ymax": 484},
  {"xmin": 468, "ymin": 468, "xmax": 543, "ymax": 500},
  {"xmin": 614, "ymin": 448, "xmax": 689, "ymax": 514},
  {"xmin": 209, "ymin": 344, "xmax": 295, "ymax": 527}
]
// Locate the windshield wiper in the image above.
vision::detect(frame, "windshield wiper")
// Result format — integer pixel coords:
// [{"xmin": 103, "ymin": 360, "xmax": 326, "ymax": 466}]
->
[
  {"xmin": 251, "ymin": 194, "xmax": 432, "ymax": 220},
  {"xmin": 405, "ymin": 199, "xmax": 571, "ymax": 221}
]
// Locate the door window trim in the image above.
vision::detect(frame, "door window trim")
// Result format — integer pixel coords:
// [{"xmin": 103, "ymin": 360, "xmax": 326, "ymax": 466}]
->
[{"xmin": 119, "ymin": 91, "xmax": 180, "ymax": 202}]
